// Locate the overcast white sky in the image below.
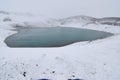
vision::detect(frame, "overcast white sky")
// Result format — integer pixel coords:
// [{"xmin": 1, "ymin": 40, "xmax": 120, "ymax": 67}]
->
[{"xmin": 0, "ymin": 0, "xmax": 120, "ymax": 18}]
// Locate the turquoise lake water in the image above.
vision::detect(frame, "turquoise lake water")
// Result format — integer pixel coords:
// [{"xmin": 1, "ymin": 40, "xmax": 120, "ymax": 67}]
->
[{"xmin": 5, "ymin": 27, "xmax": 113, "ymax": 47}]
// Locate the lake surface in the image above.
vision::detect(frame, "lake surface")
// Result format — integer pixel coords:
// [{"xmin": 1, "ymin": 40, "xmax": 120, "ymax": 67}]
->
[{"xmin": 4, "ymin": 27, "xmax": 113, "ymax": 47}]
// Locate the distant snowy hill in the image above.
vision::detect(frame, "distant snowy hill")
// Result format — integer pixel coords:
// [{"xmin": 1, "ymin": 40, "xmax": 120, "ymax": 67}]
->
[
  {"xmin": 58, "ymin": 15, "xmax": 96, "ymax": 26},
  {"xmin": 0, "ymin": 11, "xmax": 120, "ymax": 29},
  {"xmin": 97, "ymin": 17, "xmax": 120, "ymax": 26},
  {"xmin": 58, "ymin": 15, "xmax": 120, "ymax": 27}
]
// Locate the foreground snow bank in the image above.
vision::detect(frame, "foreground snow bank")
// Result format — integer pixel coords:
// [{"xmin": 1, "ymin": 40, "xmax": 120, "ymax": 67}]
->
[{"xmin": 0, "ymin": 34, "xmax": 120, "ymax": 80}]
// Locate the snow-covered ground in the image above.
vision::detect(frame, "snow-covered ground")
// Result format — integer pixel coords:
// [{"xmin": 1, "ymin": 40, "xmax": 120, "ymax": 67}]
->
[{"xmin": 0, "ymin": 12, "xmax": 120, "ymax": 80}]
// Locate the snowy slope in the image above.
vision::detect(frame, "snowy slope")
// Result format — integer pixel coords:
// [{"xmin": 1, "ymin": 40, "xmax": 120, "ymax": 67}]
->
[
  {"xmin": 58, "ymin": 15, "xmax": 120, "ymax": 27},
  {"xmin": 97, "ymin": 17, "xmax": 120, "ymax": 26},
  {"xmin": 58, "ymin": 15, "xmax": 97, "ymax": 26}
]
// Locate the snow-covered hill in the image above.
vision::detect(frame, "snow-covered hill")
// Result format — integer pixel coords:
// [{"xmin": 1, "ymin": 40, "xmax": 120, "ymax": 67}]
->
[
  {"xmin": 58, "ymin": 15, "xmax": 120, "ymax": 27},
  {"xmin": 58, "ymin": 15, "xmax": 97, "ymax": 26},
  {"xmin": 1, "ymin": 11, "xmax": 120, "ymax": 29},
  {"xmin": 97, "ymin": 17, "xmax": 120, "ymax": 26}
]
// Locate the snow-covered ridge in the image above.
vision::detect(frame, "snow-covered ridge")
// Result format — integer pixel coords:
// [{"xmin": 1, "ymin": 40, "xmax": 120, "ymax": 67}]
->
[
  {"xmin": 58, "ymin": 15, "xmax": 120, "ymax": 26},
  {"xmin": 58, "ymin": 15, "xmax": 96, "ymax": 26},
  {"xmin": 97, "ymin": 17, "xmax": 120, "ymax": 26},
  {"xmin": 1, "ymin": 11, "xmax": 120, "ymax": 28}
]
